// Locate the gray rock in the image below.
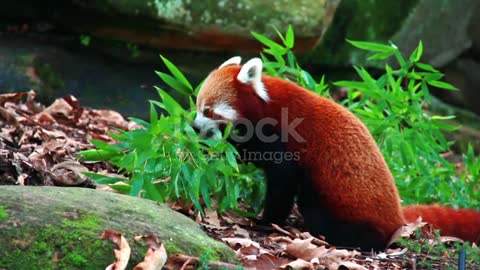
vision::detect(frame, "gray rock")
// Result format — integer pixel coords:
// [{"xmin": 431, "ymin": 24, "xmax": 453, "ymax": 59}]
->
[
  {"xmin": 1, "ymin": 0, "xmax": 341, "ymax": 52},
  {"xmin": 0, "ymin": 37, "xmax": 202, "ymax": 119},
  {"xmin": 441, "ymin": 58, "xmax": 480, "ymax": 115},
  {"xmin": 303, "ymin": 0, "xmax": 479, "ymax": 68},
  {"xmin": 393, "ymin": 0, "xmax": 477, "ymax": 67},
  {"xmin": 0, "ymin": 186, "xmax": 237, "ymax": 269}
]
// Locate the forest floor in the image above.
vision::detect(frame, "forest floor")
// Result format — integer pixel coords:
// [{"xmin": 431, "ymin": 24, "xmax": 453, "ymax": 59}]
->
[{"xmin": 0, "ymin": 91, "xmax": 474, "ymax": 270}]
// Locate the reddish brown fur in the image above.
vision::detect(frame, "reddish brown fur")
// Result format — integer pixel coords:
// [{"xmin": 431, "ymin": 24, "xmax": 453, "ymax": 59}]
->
[
  {"xmin": 403, "ymin": 205, "xmax": 480, "ymax": 243},
  {"xmin": 200, "ymin": 64, "xmax": 480, "ymax": 247},
  {"xmin": 263, "ymin": 73, "xmax": 404, "ymax": 245}
]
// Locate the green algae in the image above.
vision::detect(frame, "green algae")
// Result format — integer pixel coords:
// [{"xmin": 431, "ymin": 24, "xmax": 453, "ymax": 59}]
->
[
  {"xmin": 0, "ymin": 206, "xmax": 8, "ymax": 222},
  {"xmin": 0, "ymin": 213, "xmax": 109, "ymax": 270}
]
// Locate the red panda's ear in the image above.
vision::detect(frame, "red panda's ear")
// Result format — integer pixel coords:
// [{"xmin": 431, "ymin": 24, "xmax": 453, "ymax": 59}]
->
[
  {"xmin": 219, "ymin": 56, "xmax": 242, "ymax": 69},
  {"xmin": 237, "ymin": 58, "xmax": 269, "ymax": 102}
]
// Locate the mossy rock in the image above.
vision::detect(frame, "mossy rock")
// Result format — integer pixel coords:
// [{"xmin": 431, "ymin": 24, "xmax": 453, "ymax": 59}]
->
[
  {"xmin": 1, "ymin": 0, "xmax": 340, "ymax": 52},
  {"xmin": 301, "ymin": 0, "xmax": 477, "ymax": 68},
  {"xmin": 0, "ymin": 186, "xmax": 237, "ymax": 270},
  {"xmin": 300, "ymin": 0, "xmax": 419, "ymax": 67},
  {"xmin": 76, "ymin": 0, "xmax": 339, "ymax": 37}
]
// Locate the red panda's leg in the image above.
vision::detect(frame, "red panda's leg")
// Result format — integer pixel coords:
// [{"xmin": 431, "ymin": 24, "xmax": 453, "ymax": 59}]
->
[
  {"xmin": 298, "ymin": 180, "xmax": 391, "ymax": 250},
  {"xmin": 261, "ymin": 157, "xmax": 302, "ymax": 224},
  {"xmin": 229, "ymin": 123, "xmax": 300, "ymax": 225}
]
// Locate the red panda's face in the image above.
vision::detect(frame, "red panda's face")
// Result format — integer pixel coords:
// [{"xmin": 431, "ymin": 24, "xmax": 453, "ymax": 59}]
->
[{"xmin": 193, "ymin": 56, "xmax": 269, "ymax": 138}]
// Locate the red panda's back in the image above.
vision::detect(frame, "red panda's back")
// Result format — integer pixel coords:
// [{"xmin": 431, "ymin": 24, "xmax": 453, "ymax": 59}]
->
[{"xmin": 263, "ymin": 75, "xmax": 405, "ymax": 246}]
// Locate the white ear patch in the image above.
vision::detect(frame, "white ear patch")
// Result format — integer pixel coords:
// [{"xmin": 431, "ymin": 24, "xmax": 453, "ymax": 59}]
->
[
  {"xmin": 237, "ymin": 58, "xmax": 269, "ymax": 102},
  {"xmin": 219, "ymin": 56, "xmax": 242, "ymax": 69}
]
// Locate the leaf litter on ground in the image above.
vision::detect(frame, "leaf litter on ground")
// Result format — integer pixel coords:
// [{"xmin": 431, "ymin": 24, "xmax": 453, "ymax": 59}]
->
[{"xmin": 0, "ymin": 91, "xmax": 140, "ymax": 186}]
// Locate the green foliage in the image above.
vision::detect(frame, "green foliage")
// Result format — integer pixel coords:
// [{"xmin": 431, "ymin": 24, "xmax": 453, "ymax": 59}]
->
[
  {"xmin": 79, "ymin": 56, "xmax": 264, "ymax": 215},
  {"xmin": 253, "ymin": 25, "xmax": 329, "ymax": 97},
  {"xmin": 197, "ymin": 249, "xmax": 218, "ymax": 270},
  {"xmin": 80, "ymin": 35, "xmax": 90, "ymax": 47},
  {"xmin": 0, "ymin": 206, "xmax": 8, "ymax": 222},
  {"xmin": 126, "ymin": 42, "xmax": 141, "ymax": 58},
  {"xmin": 396, "ymin": 229, "xmax": 480, "ymax": 269},
  {"xmin": 251, "ymin": 27, "xmax": 479, "ymax": 209}
]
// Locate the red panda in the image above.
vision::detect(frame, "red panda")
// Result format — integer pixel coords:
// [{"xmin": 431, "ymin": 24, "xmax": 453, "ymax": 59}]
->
[{"xmin": 192, "ymin": 56, "xmax": 480, "ymax": 249}]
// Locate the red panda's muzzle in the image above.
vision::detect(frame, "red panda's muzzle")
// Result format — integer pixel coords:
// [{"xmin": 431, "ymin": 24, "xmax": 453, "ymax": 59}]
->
[{"xmin": 192, "ymin": 113, "xmax": 225, "ymax": 139}]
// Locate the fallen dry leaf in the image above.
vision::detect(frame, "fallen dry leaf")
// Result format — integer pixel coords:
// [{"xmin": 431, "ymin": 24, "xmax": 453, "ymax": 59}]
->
[
  {"xmin": 237, "ymin": 244, "xmax": 262, "ymax": 257},
  {"xmin": 133, "ymin": 235, "xmax": 168, "ymax": 270},
  {"xmin": 439, "ymin": 236, "xmax": 465, "ymax": 244},
  {"xmin": 240, "ymin": 252, "xmax": 289, "ymax": 270},
  {"xmin": 51, "ymin": 160, "xmax": 89, "ymax": 185},
  {"xmin": 382, "ymin": 247, "xmax": 408, "ymax": 258},
  {"xmin": 286, "ymin": 238, "xmax": 329, "ymax": 261},
  {"xmin": 267, "ymin": 235, "xmax": 293, "ymax": 250},
  {"xmin": 27, "ymin": 151, "xmax": 48, "ymax": 171},
  {"xmin": 0, "ymin": 106, "xmax": 23, "ymax": 125},
  {"xmin": 40, "ymin": 98, "xmax": 73, "ymax": 121},
  {"xmin": 336, "ymin": 261, "xmax": 368, "ymax": 270},
  {"xmin": 101, "ymin": 229, "xmax": 131, "ymax": 270},
  {"xmin": 285, "ymin": 238, "xmax": 362, "ymax": 269},
  {"xmin": 280, "ymin": 258, "xmax": 313, "ymax": 270},
  {"xmin": 231, "ymin": 224, "xmax": 250, "ymax": 238},
  {"xmin": 220, "ymin": 211, "xmax": 254, "ymax": 227},
  {"xmin": 222, "ymin": 237, "xmax": 261, "ymax": 250},
  {"xmin": 91, "ymin": 109, "xmax": 132, "ymax": 130},
  {"xmin": 298, "ymin": 231, "xmax": 330, "ymax": 247},
  {"xmin": 387, "ymin": 217, "xmax": 428, "ymax": 246},
  {"xmin": 317, "ymin": 249, "xmax": 362, "ymax": 270},
  {"xmin": 272, "ymin": 223, "xmax": 296, "ymax": 238},
  {"xmin": 0, "ymin": 92, "xmax": 27, "ymax": 105},
  {"xmin": 203, "ymin": 209, "xmax": 222, "ymax": 228}
]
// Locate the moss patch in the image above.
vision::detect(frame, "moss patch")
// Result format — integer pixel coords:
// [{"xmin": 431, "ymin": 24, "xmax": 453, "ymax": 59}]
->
[
  {"xmin": 0, "ymin": 212, "xmax": 111, "ymax": 270},
  {"xmin": 34, "ymin": 62, "xmax": 65, "ymax": 90},
  {"xmin": 0, "ymin": 206, "xmax": 8, "ymax": 222},
  {"xmin": 74, "ymin": 0, "xmax": 333, "ymax": 38}
]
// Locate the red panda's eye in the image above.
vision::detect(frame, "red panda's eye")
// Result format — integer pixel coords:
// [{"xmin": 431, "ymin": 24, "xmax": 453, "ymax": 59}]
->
[{"xmin": 203, "ymin": 108, "xmax": 212, "ymax": 117}]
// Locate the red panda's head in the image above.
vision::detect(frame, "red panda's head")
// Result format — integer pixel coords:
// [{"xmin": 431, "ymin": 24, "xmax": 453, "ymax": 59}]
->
[{"xmin": 193, "ymin": 56, "xmax": 270, "ymax": 138}]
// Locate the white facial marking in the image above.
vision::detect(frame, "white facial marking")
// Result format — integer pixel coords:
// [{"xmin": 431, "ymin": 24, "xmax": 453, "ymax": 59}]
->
[
  {"xmin": 213, "ymin": 103, "xmax": 238, "ymax": 121},
  {"xmin": 193, "ymin": 112, "xmax": 220, "ymax": 139},
  {"xmin": 237, "ymin": 58, "xmax": 269, "ymax": 102},
  {"xmin": 219, "ymin": 56, "xmax": 242, "ymax": 69},
  {"xmin": 193, "ymin": 101, "xmax": 238, "ymax": 139},
  {"xmin": 199, "ymin": 99, "xmax": 206, "ymax": 112}
]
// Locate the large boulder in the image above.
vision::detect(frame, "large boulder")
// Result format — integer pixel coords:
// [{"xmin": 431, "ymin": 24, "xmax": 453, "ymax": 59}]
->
[
  {"xmin": 302, "ymin": 0, "xmax": 478, "ymax": 68},
  {"xmin": 0, "ymin": 186, "xmax": 237, "ymax": 269},
  {"xmin": 1, "ymin": 0, "xmax": 341, "ymax": 52},
  {"xmin": 392, "ymin": 0, "xmax": 477, "ymax": 67},
  {"xmin": 299, "ymin": 0, "xmax": 480, "ymax": 116}
]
